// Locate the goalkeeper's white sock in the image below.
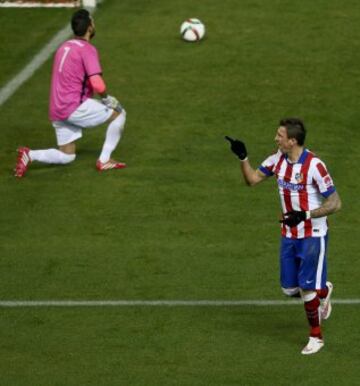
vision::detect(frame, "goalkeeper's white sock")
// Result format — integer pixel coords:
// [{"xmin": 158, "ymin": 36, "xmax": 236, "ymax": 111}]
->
[
  {"xmin": 29, "ymin": 149, "xmax": 76, "ymax": 164},
  {"xmin": 99, "ymin": 110, "xmax": 126, "ymax": 163}
]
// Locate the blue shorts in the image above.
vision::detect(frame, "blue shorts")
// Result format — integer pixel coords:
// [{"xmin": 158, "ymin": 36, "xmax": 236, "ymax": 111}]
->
[{"xmin": 280, "ymin": 235, "xmax": 328, "ymax": 290}]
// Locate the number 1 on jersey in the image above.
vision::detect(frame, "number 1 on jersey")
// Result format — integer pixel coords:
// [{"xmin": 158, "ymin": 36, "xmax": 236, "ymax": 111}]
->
[{"xmin": 59, "ymin": 46, "xmax": 71, "ymax": 73}]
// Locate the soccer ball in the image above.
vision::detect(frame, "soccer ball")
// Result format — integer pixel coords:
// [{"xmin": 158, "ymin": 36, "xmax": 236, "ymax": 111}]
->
[{"xmin": 180, "ymin": 19, "xmax": 206, "ymax": 42}]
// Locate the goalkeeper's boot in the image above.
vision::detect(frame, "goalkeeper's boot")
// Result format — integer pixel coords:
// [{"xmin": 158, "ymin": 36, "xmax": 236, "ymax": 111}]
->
[
  {"xmin": 320, "ymin": 281, "xmax": 333, "ymax": 321},
  {"xmin": 96, "ymin": 159, "xmax": 127, "ymax": 171},
  {"xmin": 301, "ymin": 336, "xmax": 324, "ymax": 355},
  {"xmin": 15, "ymin": 147, "xmax": 31, "ymax": 178}
]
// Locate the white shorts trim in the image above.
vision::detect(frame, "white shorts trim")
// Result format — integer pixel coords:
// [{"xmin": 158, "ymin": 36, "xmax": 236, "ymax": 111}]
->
[
  {"xmin": 315, "ymin": 236, "xmax": 326, "ymax": 289},
  {"xmin": 52, "ymin": 98, "xmax": 114, "ymax": 146}
]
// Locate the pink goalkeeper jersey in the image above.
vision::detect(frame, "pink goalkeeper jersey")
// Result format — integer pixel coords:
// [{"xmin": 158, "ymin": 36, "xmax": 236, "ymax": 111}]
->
[
  {"xmin": 259, "ymin": 149, "xmax": 336, "ymax": 239},
  {"xmin": 49, "ymin": 39, "xmax": 102, "ymax": 121}
]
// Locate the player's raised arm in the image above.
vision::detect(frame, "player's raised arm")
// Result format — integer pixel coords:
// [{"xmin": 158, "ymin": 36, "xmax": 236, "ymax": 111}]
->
[{"xmin": 225, "ymin": 136, "xmax": 267, "ymax": 186}]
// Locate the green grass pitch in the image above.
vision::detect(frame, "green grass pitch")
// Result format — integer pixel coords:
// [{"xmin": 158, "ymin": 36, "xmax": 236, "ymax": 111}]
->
[{"xmin": 0, "ymin": 0, "xmax": 360, "ymax": 384}]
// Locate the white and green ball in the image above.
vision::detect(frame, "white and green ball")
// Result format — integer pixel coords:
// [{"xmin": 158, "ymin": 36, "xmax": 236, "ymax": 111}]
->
[{"xmin": 180, "ymin": 18, "xmax": 206, "ymax": 42}]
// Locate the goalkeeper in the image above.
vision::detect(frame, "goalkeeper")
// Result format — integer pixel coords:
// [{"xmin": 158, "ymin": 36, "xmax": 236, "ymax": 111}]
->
[
  {"xmin": 15, "ymin": 9, "xmax": 126, "ymax": 177},
  {"xmin": 226, "ymin": 118, "xmax": 341, "ymax": 355}
]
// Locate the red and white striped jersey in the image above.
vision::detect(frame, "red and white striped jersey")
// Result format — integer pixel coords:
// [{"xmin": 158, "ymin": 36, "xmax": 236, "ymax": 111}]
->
[{"xmin": 259, "ymin": 149, "xmax": 336, "ymax": 239}]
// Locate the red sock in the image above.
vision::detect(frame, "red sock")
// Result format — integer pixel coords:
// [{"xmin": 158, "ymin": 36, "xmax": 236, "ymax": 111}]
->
[
  {"xmin": 304, "ymin": 296, "xmax": 322, "ymax": 338},
  {"xmin": 317, "ymin": 286, "xmax": 329, "ymax": 299}
]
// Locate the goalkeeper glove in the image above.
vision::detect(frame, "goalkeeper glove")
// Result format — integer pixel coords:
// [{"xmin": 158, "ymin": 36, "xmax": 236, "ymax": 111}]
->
[
  {"xmin": 280, "ymin": 210, "xmax": 311, "ymax": 227},
  {"xmin": 225, "ymin": 136, "xmax": 248, "ymax": 161},
  {"xmin": 101, "ymin": 95, "xmax": 123, "ymax": 113}
]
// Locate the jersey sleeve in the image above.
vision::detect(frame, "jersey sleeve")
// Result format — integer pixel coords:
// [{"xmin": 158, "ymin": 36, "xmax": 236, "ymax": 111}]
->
[
  {"xmin": 89, "ymin": 74, "xmax": 106, "ymax": 94},
  {"xmin": 258, "ymin": 150, "xmax": 281, "ymax": 177},
  {"xmin": 82, "ymin": 45, "xmax": 102, "ymax": 77},
  {"xmin": 312, "ymin": 159, "xmax": 336, "ymax": 197}
]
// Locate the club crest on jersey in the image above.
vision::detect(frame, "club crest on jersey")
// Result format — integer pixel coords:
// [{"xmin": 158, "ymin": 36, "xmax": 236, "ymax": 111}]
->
[{"xmin": 295, "ymin": 172, "xmax": 304, "ymax": 183}]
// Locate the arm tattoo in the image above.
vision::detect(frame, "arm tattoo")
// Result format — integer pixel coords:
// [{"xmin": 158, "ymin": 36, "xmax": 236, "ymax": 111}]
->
[{"xmin": 310, "ymin": 191, "xmax": 342, "ymax": 218}]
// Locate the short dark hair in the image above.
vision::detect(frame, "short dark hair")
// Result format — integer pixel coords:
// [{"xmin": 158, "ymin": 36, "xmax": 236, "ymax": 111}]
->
[
  {"xmin": 71, "ymin": 9, "xmax": 92, "ymax": 37},
  {"xmin": 279, "ymin": 118, "xmax": 306, "ymax": 146}
]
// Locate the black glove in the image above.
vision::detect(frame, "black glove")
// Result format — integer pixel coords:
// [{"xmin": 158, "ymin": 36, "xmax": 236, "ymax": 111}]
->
[
  {"xmin": 225, "ymin": 136, "xmax": 248, "ymax": 160},
  {"xmin": 280, "ymin": 211, "xmax": 309, "ymax": 227}
]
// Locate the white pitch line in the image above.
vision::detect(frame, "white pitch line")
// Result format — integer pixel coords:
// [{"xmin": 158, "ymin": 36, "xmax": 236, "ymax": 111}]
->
[
  {"xmin": 0, "ymin": 299, "xmax": 360, "ymax": 307},
  {"xmin": 0, "ymin": 24, "xmax": 71, "ymax": 107},
  {"xmin": 0, "ymin": 2, "xmax": 79, "ymax": 7},
  {"xmin": 0, "ymin": 8, "xmax": 95, "ymax": 107}
]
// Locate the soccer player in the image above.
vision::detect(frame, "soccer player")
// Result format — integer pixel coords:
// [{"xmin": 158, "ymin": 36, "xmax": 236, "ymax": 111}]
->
[
  {"xmin": 15, "ymin": 8, "xmax": 126, "ymax": 177},
  {"xmin": 226, "ymin": 118, "xmax": 341, "ymax": 355}
]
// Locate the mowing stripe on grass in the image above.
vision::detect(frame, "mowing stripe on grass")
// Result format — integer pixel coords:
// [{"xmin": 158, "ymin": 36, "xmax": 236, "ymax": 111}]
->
[{"xmin": 0, "ymin": 299, "xmax": 359, "ymax": 307}]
